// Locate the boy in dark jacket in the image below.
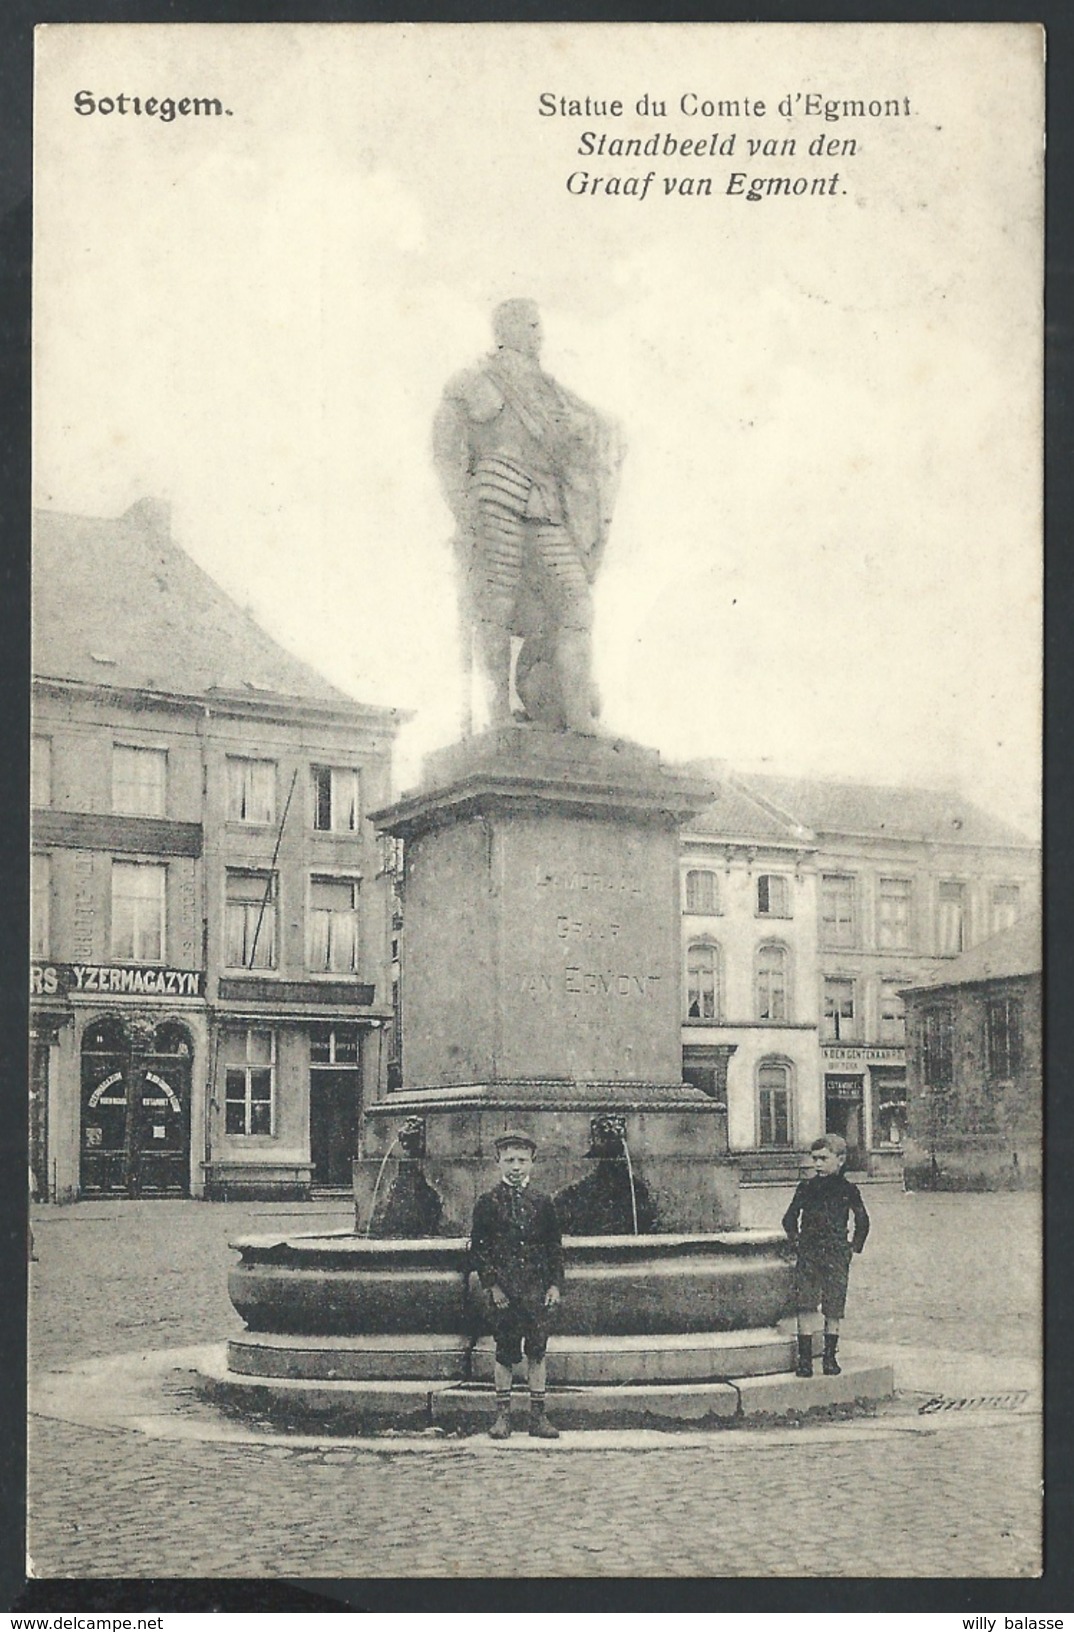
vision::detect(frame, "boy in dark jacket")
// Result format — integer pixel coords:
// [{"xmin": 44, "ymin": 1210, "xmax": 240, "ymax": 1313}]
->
[
  {"xmin": 782, "ymin": 1133, "xmax": 870, "ymax": 1378},
  {"xmin": 470, "ymin": 1129, "xmax": 565, "ymax": 1439}
]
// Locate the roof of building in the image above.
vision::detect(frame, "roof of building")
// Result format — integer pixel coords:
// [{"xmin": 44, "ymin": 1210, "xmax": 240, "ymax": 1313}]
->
[
  {"xmin": 733, "ymin": 771, "xmax": 1034, "ymax": 850},
  {"xmin": 34, "ymin": 501, "xmax": 392, "ymax": 716},
  {"xmin": 683, "ymin": 774, "xmax": 812, "ymax": 845},
  {"xmin": 903, "ymin": 907, "xmax": 1042, "ymax": 992}
]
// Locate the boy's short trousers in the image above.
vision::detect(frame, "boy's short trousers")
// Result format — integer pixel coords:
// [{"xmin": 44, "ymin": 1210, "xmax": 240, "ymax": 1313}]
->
[
  {"xmin": 492, "ymin": 1303, "xmax": 550, "ymax": 1367},
  {"xmin": 795, "ymin": 1245, "xmax": 853, "ymax": 1319}
]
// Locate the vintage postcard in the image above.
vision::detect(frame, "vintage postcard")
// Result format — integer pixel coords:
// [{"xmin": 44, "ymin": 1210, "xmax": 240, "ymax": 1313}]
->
[{"xmin": 29, "ymin": 22, "xmax": 1042, "ymax": 1586}]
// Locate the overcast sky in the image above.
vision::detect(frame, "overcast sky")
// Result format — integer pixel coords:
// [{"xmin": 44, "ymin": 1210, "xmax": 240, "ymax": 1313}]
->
[{"xmin": 34, "ymin": 23, "xmax": 1042, "ymax": 833}]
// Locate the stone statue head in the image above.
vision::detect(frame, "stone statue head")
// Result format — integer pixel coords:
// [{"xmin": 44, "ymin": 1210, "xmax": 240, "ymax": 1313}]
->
[{"xmin": 493, "ymin": 298, "xmax": 542, "ymax": 358}]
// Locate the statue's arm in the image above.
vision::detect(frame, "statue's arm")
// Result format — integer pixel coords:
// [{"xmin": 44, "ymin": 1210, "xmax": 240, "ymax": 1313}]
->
[{"xmin": 432, "ymin": 386, "xmax": 473, "ymax": 526}]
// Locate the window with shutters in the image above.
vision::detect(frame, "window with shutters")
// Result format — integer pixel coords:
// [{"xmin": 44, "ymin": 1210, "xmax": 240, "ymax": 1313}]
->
[
  {"xmin": 878, "ymin": 878, "xmax": 912, "ymax": 951},
  {"xmin": 684, "ymin": 869, "xmax": 719, "ymax": 915},
  {"xmin": 110, "ymin": 861, "xmax": 166, "ymax": 962},
  {"xmin": 311, "ymin": 766, "xmax": 360, "ymax": 833},
  {"xmin": 823, "ymin": 977, "xmax": 856, "ymax": 1041},
  {"xmin": 821, "ymin": 874, "xmax": 856, "ymax": 948},
  {"xmin": 756, "ymin": 943, "xmax": 790, "ymax": 1022},
  {"xmin": 113, "ymin": 745, "xmax": 167, "ymax": 817},
  {"xmin": 757, "ymin": 874, "xmax": 791, "ymax": 918},
  {"xmin": 309, "ymin": 875, "xmax": 360, "ymax": 974},
  {"xmin": 758, "ymin": 1060, "xmax": 793, "ymax": 1147},
  {"xmin": 226, "ymin": 869, "xmax": 277, "ymax": 970},
  {"xmin": 937, "ymin": 881, "xmax": 967, "ymax": 955},
  {"xmin": 686, "ymin": 942, "xmax": 720, "ymax": 1021},
  {"xmin": 227, "ymin": 757, "xmax": 276, "ymax": 825}
]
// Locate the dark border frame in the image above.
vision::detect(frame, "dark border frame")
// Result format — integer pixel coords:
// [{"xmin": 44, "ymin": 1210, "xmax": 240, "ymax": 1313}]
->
[{"xmin": 4, "ymin": 0, "xmax": 1070, "ymax": 1613}]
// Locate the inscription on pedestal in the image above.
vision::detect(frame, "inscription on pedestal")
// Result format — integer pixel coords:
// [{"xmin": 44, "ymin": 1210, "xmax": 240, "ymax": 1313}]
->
[
  {"xmin": 386, "ymin": 753, "xmax": 700, "ymax": 1092},
  {"xmin": 520, "ymin": 969, "xmax": 661, "ymax": 999},
  {"xmin": 535, "ymin": 865, "xmax": 643, "ymax": 896},
  {"xmin": 496, "ymin": 816, "xmax": 680, "ymax": 1082}
]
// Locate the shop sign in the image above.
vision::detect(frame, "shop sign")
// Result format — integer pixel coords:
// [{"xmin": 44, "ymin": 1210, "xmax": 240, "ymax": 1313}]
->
[
  {"xmin": 88, "ymin": 1072, "xmax": 125, "ymax": 1107},
  {"xmin": 143, "ymin": 1072, "xmax": 181, "ymax": 1111},
  {"xmin": 31, "ymin": 962, "xmax": 205, "ymax": 999},
  {"xmin": 825, "ymin": 1076, "xmax": 864, "ymax": 1101},
  {"xmin": 822, "ymin": 1045, "xmax": 904, "ymax": 1064}
]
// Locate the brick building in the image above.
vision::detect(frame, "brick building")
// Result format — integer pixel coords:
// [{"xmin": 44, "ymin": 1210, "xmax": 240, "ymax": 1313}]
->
[
  {"xmin": 31, "ymin": 500, "xmax": 402, "ymax": 1201},
  {"xmin": 900, "ymin": 909, "xmax": 1041, "ymax": 1187}
]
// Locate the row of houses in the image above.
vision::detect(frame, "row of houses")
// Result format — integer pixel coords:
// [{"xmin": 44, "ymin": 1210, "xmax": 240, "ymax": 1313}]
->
[
  {"xmin": 30, "ymin": 503, "xmax": 1041, "ymax": 1201},
  {"xmin": 674, "ymin": 771, "xmax": 1038, "ymax": 1182},
  {"xmin": 31, "ymin": 501, "xmax": 401, "ymax": 1201}
]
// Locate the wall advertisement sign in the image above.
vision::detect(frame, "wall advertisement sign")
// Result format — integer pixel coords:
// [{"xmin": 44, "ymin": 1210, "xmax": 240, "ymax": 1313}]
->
[
  {"xmin": 31, "ymin": 961, "xmax": 205, "ymax": 999},
  {"xmin": 822, "ymin": 1045, "xmax": 904, "ymax": 1065}
]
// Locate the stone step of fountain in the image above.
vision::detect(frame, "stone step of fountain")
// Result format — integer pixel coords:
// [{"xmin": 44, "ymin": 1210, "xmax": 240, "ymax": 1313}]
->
[
  {"xmin": 431, "ymin": 1379, "xmax": 742, "ymax": 1428},
  {"xmin": 200, "ymin": 1346, "xmax": 895, "ymax": 1430},
  {"xmin": 731, "ymin": 1365, "xmax": 897, "ymax": 1419},
  {"xmin": 226, "ymin": 1326, "xmax": 799, "ymax": 1386},
  {"xmin": 471, "ymin": 1329, "xmax": 796, "ymax": 1385},
  {"xmin": 199, "ymin": 1354, "xmax": 435, "ymax": 1428},
  {"xmin": 228, "ymin": 1332, "xmax": 471, "ymax": 1382}
]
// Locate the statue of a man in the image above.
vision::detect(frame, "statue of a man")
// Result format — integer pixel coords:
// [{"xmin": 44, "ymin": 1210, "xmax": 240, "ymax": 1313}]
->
[{"xmin": 433, "ymin": 299, "xmax": 624, "ymax": 734}]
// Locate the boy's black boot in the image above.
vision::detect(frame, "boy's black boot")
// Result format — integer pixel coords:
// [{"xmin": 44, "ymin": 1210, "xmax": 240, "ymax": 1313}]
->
[
  {"xmin": 529, "ymin": 1398, "xmax": 560, "ymax": 1439},
  {"xmin": 795, "ymin": 1336, "xmax": 814, "ymax": 1378},
  {"xmin": 822, "ymin": 1335, "xmax": 841, "ymax": 1376},
  {"xmin": 489, "ymin": 1395, "xmax": 512, "ymax": 1439}
]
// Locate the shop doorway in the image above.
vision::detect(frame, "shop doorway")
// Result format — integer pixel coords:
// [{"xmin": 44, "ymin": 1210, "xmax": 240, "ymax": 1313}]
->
[
  {"xmin": 825, "ymin": 1075, "xmax": 866, "ymax": 1172},
  {"xmin": 80, "ymin": 1018, "xmax": 192, "ymax": 1197},
  {"xmin": 309, "ymin": 1024, "xmax": 361, "ymax": 1190}
]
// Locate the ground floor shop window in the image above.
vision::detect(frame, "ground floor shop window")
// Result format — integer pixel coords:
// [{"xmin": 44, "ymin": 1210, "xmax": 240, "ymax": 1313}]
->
[
  {"xmin": 871, "ymin": 1069, "xmax": 907, "ymax": 1146},
  {"xmin": 224, "ymin": 1028, "xmax": 275, "ymax": 1135}
]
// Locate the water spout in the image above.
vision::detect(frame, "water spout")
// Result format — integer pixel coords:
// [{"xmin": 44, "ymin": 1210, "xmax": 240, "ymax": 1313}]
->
[
  {"xmin": 362, "ymin": 1135, "xmax": 401, "ymax": 1237},
  {"xmin": 620, "ymin": 1129, "xmax": 640, "ymax": 1237}
]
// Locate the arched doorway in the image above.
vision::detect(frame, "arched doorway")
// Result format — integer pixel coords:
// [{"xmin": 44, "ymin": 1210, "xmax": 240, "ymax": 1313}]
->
[{"xmin": 81, "ymin": 1018, "xmax": 192, "ymax": 1196}]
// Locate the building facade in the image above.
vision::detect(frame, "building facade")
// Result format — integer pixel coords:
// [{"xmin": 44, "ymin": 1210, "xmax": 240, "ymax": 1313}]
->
[
  {"xmin": 678, "ymin": 770, "xmax": 1039, "ymax": 1179},
  {"xmin": 678, "ymin": 783, "xmax": 822, "ymax": 1180},
  {"xmin": 31, "ymin": 501, "xmax": 402, "ymax": 1201},
  {"xmin": 901, "ymin": 911, "xmax": 1041, "ymax": 1187}
]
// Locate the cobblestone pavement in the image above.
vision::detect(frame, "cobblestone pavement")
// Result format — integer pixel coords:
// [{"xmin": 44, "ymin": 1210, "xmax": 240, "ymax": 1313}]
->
[{"xmin": 27, "ymin": 1188, "xmax": 1042, "ymax": 1579}]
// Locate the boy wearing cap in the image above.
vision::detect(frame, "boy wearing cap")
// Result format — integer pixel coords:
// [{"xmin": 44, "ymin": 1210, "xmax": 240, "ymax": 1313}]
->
[
  {"xmin": 782, "ymin": 1132, "xmax": 870, "ymax": 1378},
  {"xmin": 470, "ymin": 1129, "xmax": 565, "ymax": 1439}
]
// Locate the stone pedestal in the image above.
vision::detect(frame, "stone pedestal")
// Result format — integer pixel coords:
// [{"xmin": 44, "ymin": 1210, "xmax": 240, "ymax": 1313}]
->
[{"xmin": 366, "ymin": 727, "xmax": 739, "ymax": 1232}]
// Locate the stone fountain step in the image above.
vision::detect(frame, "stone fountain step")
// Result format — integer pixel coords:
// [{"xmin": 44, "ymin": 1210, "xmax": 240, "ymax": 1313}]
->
[
  {"xmin": 470, "ymin": 1328, "xmax": 796, "ymax": 1384},
  {"xmin": 200, "ymin": 1353, "xmax": 436, "ymax": 1428},
  {"xmin": 731, "ymin": 1365, "xmax": 896, "ymax": 1418},
  {"xmin": 226, "ymin": 1326, "xmax": 798, "ymax": 1386},
  {"xmin": 197, "ymin": 1349, "xmax": 894, "ymax": 1430},
  {"xmin": 431, "ymin": 1379, "xmax": 741, "ymax": 1428},
  {"xmin": 227, "ymin": 1332, "xmax": 471, "ymax": 1382}
]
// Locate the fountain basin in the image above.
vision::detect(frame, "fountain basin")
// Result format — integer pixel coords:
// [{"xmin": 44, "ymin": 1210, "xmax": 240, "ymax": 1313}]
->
[{"xmin": 227, "ymin": 1229, "xmax": 795, "ymax": 1338}]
